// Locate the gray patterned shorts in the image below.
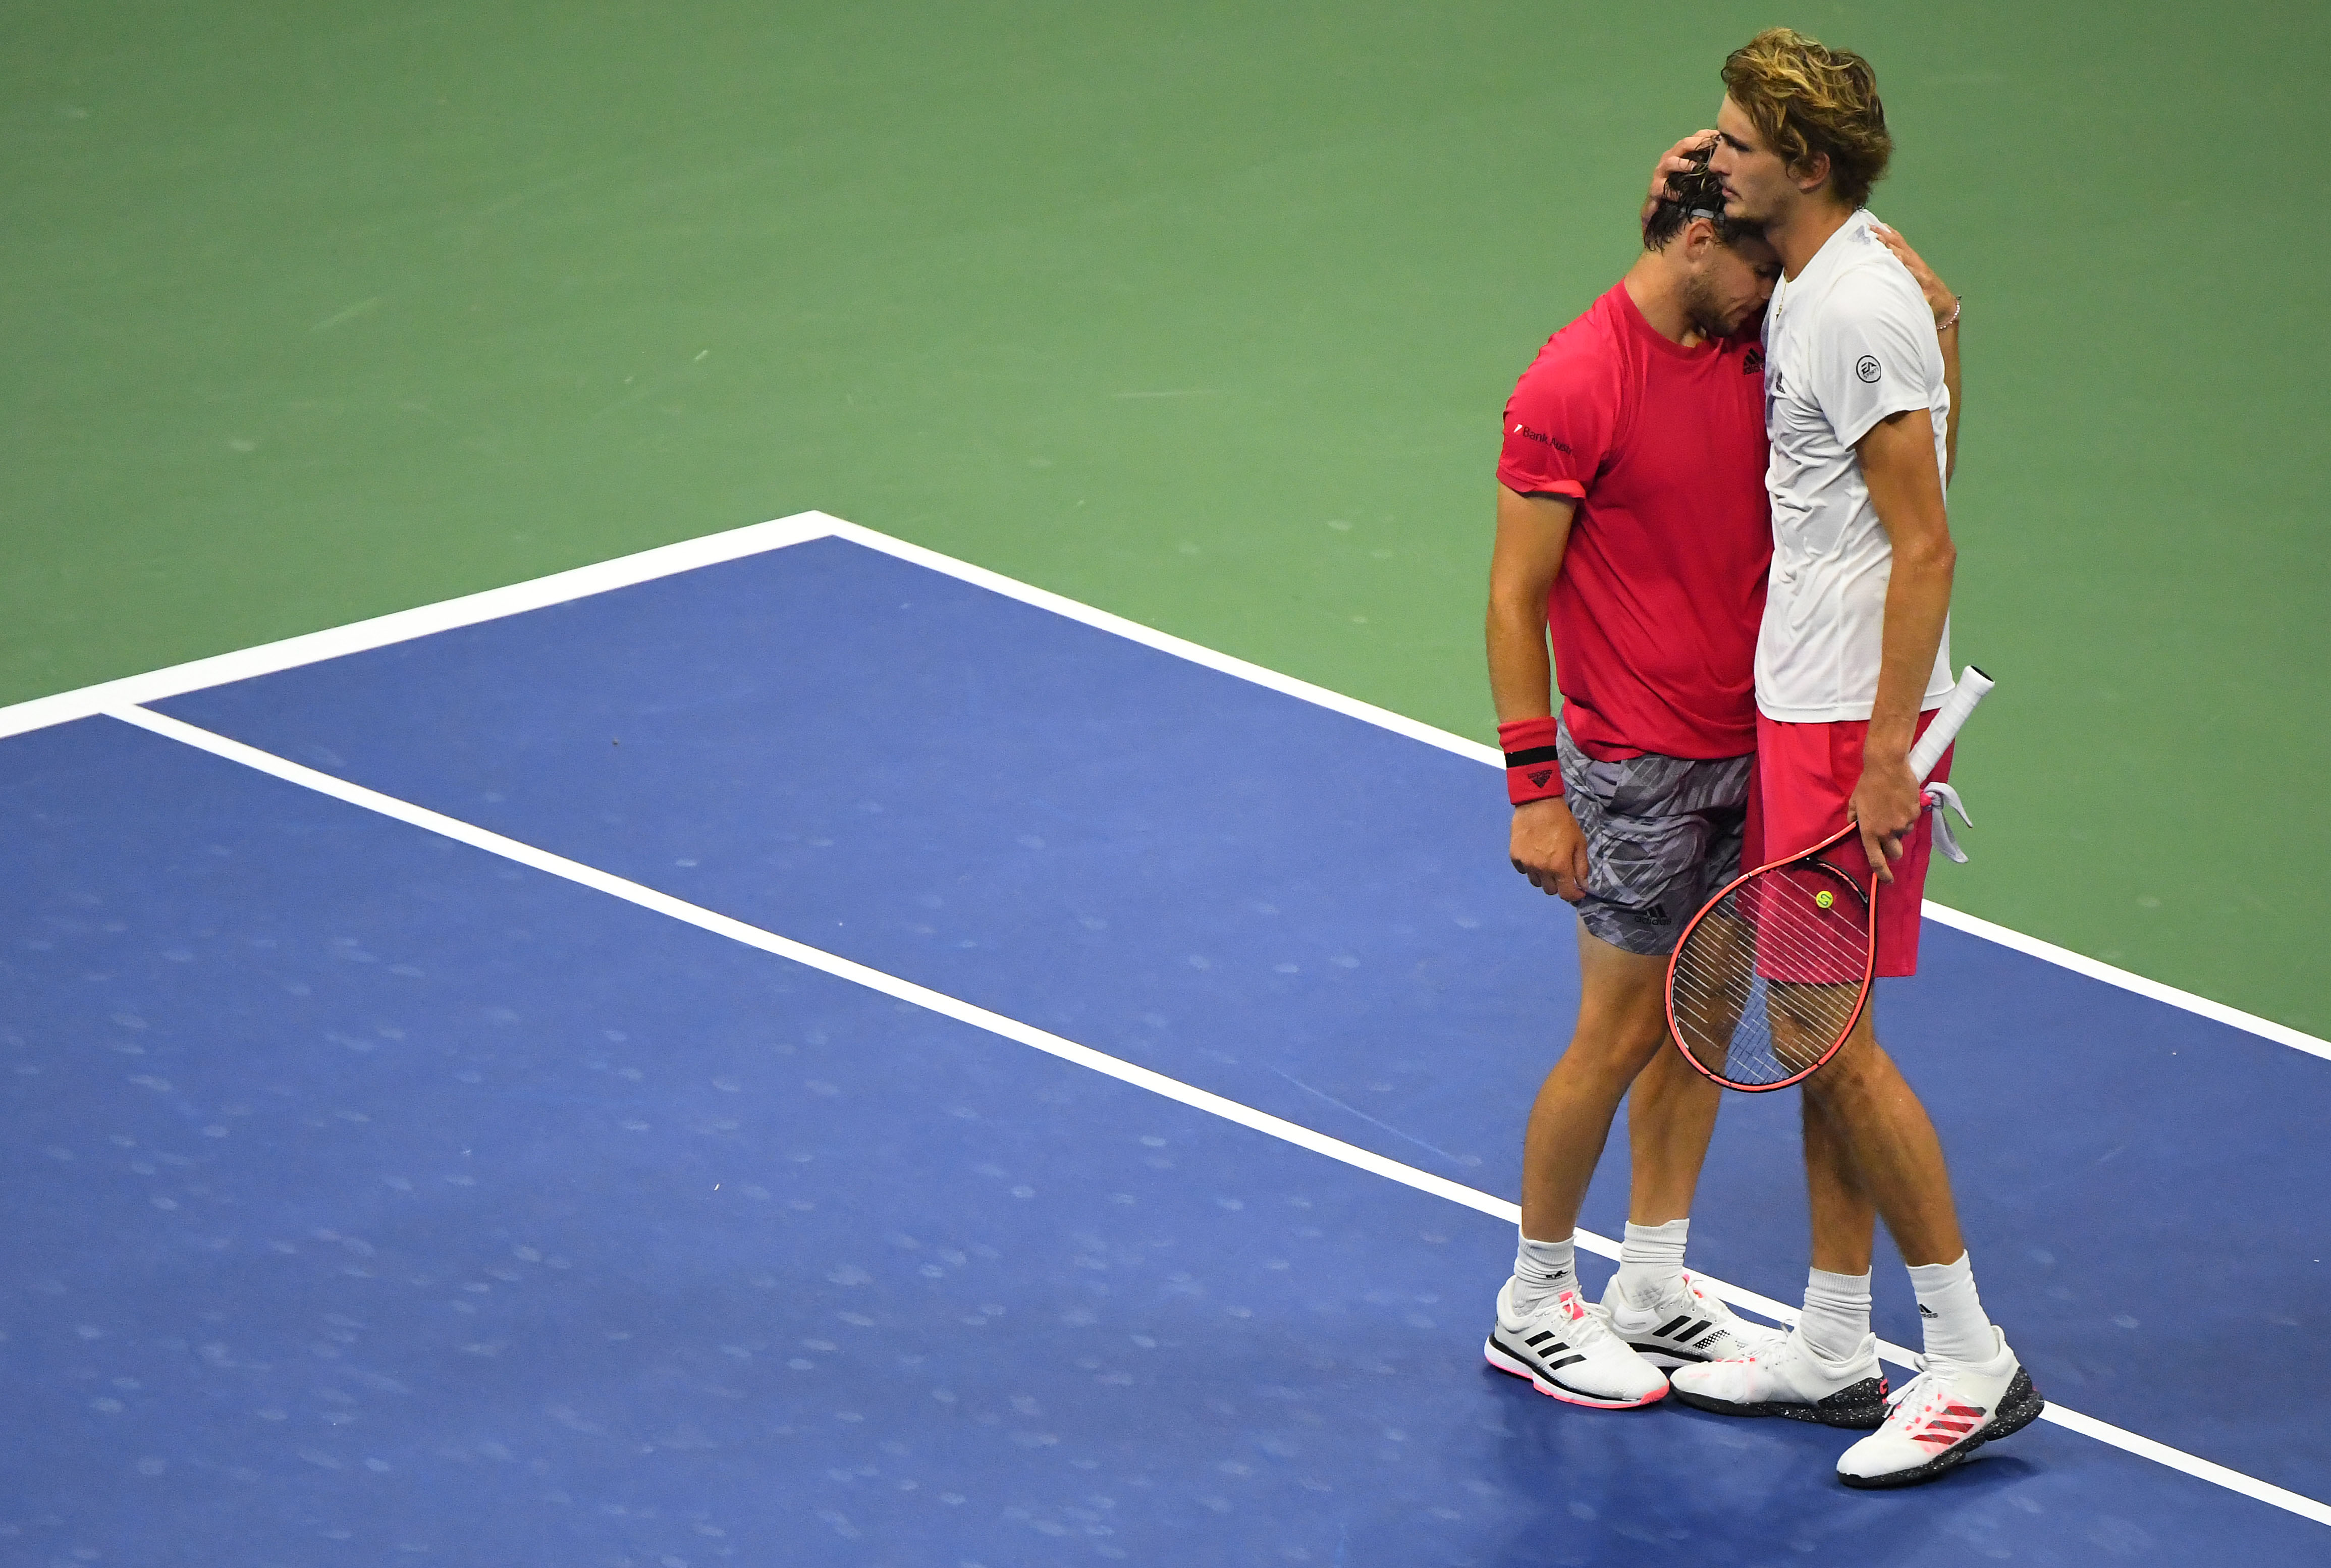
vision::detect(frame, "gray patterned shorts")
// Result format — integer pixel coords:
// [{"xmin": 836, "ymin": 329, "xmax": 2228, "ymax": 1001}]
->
[{"xmin": 1556, "ymin": 716, "xmax": 1752, "ymax": 957}]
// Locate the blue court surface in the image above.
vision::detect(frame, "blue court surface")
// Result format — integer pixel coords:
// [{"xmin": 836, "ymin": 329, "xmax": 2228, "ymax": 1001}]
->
[{"xmin": 4, "ymin": 518, "xmax": 2326, "ymax": 1565}]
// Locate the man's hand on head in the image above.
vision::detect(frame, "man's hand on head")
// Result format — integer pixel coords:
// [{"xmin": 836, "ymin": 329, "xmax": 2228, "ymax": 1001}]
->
[
  {"xmin": 1510, "ymin": 796, "xmax": 1592, "ymax": 902},
  {"xmin": 1642, "ymin": 130, "xmax": 1720, "ymax": 228}
]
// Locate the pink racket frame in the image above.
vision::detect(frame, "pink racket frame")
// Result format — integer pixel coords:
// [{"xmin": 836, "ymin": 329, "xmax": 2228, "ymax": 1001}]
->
[{"xmin": 1663, "ymin": 821, "xmax": 1879, "ymax": 1093}]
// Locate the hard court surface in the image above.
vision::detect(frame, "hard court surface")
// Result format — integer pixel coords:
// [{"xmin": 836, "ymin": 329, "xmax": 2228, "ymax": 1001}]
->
[{"xmin": 3, "ymin": 520, "xmax": 2325, "ymax": 1564}]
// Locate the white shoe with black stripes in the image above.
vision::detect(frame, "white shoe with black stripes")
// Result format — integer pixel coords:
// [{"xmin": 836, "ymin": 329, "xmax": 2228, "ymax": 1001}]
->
[
  {"xmin": 1484, "ymin": 1280, "xmax": 1669, "ymax": 1409},
  {"xmin": 1599, "ymin": 1270, "xmax": 1788, "ymax": 1369}
]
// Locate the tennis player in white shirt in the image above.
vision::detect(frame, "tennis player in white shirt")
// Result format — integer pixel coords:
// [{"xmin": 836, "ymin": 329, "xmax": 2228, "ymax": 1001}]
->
[{"xmin": 1663, "ymin": 28, "xmax": 2044, "ymax": 1489}]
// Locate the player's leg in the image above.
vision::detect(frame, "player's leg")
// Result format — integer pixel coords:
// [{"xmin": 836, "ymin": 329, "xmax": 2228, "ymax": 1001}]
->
[
  {"xmin": 1801, "ymin": 1019, "xmax": 1961, "ymax": 1268},
  {"xmin": 1745, "ymin": 1015, "xmax": 1945, "ymax": 1409},
  {"xmin": 1667, "ymin": 990, "xmax": 1899, "ymax": 1421},
  {"xmin": 1812, "ymin": 1017, "xmax": 2042, "ymax": 1486},
  {"xmin": 1785, "ymin": 1079, "xmax": 1888, "ymax": 1388},
  {"xmin": 1620, "ymin": 1034, "xmax": 1719, "ymax": 1227},
  {"xmin": 1596, "ymin": 749, "xmax": 1753, "ymax": 1256},
  {"xmin": 1666, "ymin": 715, "xmax": 1903, "ymax": 1430},
  {"xmin": 1595, "ymin": 1034, "xmax": 1784, "ymax": 1367},
  {"xmin": 1674, "ymin": 712, "xmax": 2043, "ymax": 1480},
  {"xmin": 1516, "ymin": 786, "xmax": 1747, "ymax": 1243},
  {"xmin": 1490, "ymin": 739, "xmax": 1748, "ymax": 1409},
  {"xmin": 1491, "ymin": 741, "xmax": 1779, "ymax": 1403},
  {"xmin": 1664, "ymin": 1032, "xmax": 1908, "ymax": 1428},
  {"xmin": 1490, "ymin": 930, "xmax": 1678, "ymax": 1407},
  {"xmin": 1596, "ymin": 761, "xmax": 1783, "ymax": 1366},
  {"xmin": 1801, "ymin": 1069, "xmax": 1875, "ymax": 1278},
  {"xmin": 1516, "ymin": 930, "xmax": 1669, "ymax": 1245},
  {"xmin": 1802, "ymin": 735, "xmax": 2008, "ymax": 1367}
]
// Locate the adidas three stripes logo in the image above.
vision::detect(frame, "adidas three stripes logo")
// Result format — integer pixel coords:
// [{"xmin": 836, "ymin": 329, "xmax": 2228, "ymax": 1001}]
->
[{"xmin": 1522, "ymin": 1329, "xmax": 1587, "ymax": 1373}]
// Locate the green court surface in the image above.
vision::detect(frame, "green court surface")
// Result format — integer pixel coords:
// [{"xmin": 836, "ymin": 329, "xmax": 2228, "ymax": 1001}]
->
[{"xmin": 6, "ymin": 2, "xmax": 2326, "ymax": 1033}]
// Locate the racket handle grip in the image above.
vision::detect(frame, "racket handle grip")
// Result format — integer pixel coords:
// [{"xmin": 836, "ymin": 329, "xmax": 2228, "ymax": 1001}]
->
[{"xmin": 1907, "ymin": 666, "xmax": 1994, "ymax": 782}]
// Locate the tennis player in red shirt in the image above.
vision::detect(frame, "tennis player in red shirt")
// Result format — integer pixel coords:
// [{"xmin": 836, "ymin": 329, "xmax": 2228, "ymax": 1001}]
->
[{"xmin": 1480, "ymin": 147, "xmax": 1964, "ymax": 1411}]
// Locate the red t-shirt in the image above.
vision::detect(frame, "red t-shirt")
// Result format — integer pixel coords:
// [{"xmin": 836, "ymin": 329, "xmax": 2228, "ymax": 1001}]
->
[{"xmin": 1498, "ymin": 283, "xmax": 1771, "ymax": 760}]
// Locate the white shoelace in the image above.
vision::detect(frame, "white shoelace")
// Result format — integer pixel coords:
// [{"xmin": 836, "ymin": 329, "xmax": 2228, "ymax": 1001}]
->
[
  {"xmin": 1878, "ymin": 1361, "xmax": 1988, "ymax": 1446},
  {"xmin": 1628, "ymin": 1273, "xmax": 1778, "ymax": 1356},
  {"xmin": 1618, "ymin": 1271, "xmax": 1719, "ymax": 1326},
  {"xmin": 1546, "ymin": 1291, "xmax": 1625, "ymax": 1350}
]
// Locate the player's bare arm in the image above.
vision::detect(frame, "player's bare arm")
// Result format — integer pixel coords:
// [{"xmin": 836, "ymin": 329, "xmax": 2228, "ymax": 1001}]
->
[
  {"xmin": 1486, "ymin": 483, "xmax": 1590, "ymax": 902},
  {"xmin": 1871, "ymin": 222, "xmax": 1964, "ymax": 480},
  {"xmin": 1851, "ymin": 411, "xmax": 1957, "ymax": 880}
]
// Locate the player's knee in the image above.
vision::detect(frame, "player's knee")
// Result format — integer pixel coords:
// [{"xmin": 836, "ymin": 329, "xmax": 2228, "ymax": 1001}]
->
[
  {"xmin": 1801, "ymin": 1043, "xmax": 1871, "ymax": 1101},
  {"xmin": 1558, "ymin": 1022, "xmax": 1665, "ymax": 1086},
  {"xmin": 1622, "ymin": 1026, "xmax": 1676, "ymax": 1081}
]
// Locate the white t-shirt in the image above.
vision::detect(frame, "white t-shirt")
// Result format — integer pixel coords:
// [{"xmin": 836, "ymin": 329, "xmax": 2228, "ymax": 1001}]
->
[{"xmin": 1755, "ymin": 207, "xmax": 1955, "ymax": 722}]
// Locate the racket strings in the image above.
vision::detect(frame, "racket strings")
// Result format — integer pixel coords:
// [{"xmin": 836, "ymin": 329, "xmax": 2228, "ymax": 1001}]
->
[{"xmin": 1669, "ymin": 864, "xmax": 1869, "ymax": 1088}]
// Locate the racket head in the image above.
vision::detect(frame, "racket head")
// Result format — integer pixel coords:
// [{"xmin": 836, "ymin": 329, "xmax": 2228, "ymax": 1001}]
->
[{"xmin": 1664, "ymin": 829, "xmax": 1877, "ymax": 1092}]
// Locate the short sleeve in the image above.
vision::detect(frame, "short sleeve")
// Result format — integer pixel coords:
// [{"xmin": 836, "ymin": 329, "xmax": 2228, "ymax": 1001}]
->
[
  {"xmin": 1810, "ymin": 270, "xmax": 1935, "ymax": 450},
  {"xmin": 1496, "ymin": 346, "xmax": 1618, "ymax": 499}
]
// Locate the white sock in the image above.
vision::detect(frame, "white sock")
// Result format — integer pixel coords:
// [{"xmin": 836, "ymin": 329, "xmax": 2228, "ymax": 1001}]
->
[
  {"xmin": 1510, "ymin": 1231, "xmax": 1578, "ymax": 1318},
  {"xmin": 1908, "ymin": 1252, "xmax": 1996, "ymax": 1366},
  {"xmin": 1798, "ymin": 1267, "xmax": 1872, "ymax": 1364},
  {"xmin": 1613, "ymin": 1218, "xmax": 1690, "ymax": 1307}
]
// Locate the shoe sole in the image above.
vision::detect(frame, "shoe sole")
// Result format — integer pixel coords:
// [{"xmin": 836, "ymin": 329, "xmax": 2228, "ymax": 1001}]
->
[
  {"xmin": 1837, "ymin": 1369, "xmax": 2045, "ymax": 1490},
  {"xmin": 1669, "ymin": 1374, "xmax": 1890, "ymax": 1430},
  {"xmin": 1484, "ymin": 1331, "xmax": 1667, "ymax": 1410}
]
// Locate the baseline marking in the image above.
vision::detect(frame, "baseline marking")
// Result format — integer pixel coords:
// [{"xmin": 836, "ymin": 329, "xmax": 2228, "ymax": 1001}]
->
[
  {"xmin": 105, "ymin": 702, "xmax": 2331, "ymax": 1531},
  {"xmin": 0, "ymin": 514, "xmax": 837, "ymax": 743},
  {"xmin": 3, "ymin": 511, "xmax": 2314, "ymax": 1062}
]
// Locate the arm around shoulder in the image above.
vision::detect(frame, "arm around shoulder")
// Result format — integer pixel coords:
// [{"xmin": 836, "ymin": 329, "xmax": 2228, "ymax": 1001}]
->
[{"xmin": 1868, "ymin": 221, "xmax": 1963, "ymax": 483}]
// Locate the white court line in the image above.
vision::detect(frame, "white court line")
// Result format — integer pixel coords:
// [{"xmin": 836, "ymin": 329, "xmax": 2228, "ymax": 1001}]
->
[
  {"xmin": 0, "ymin": 513, "xmax": 839, "ymax": 742},
  {"xmin": 5, "ymin": 509, "xmax": 2313, "ymax": 1063},
  {"xmin": 104, "ymin": 702, "xmax": 2331, "ymax": 1531},
  {"xmin": 1914, "ymin": 903, "xmax": 2331, "ymax": 1062}
]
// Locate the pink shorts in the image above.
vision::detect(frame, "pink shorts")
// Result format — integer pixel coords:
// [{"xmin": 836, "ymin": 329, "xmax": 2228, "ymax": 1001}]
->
[{"xmin": 1742, "ymin": 709, "xmax": 1953, "ymax": 979}]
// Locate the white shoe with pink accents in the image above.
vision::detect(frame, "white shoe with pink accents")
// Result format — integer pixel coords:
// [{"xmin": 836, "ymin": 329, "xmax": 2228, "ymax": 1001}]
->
[
  {"xmin": 1667, "ymin": 1325, "xmax": 1889, "ymax": 1428},
  {"xmin": 1835, "ymin": 1327, "xmax": 2044, "ymax": 1489},
  {"xmin": 1484, "ymin": 1280, "xmax": 1669, "ymax": 1409}
]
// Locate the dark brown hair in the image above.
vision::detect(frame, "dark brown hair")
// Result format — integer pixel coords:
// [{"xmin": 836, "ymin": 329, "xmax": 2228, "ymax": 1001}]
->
[{"xmin": 1643, "ymin": 143, "xmax": 1764, "ymax": 251}]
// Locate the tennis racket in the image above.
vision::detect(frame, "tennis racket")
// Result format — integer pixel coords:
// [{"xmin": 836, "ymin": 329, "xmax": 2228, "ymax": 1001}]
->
[{"xmin": 1664, "ymin": 668, "xmax": 1995, "ymax": 1092}]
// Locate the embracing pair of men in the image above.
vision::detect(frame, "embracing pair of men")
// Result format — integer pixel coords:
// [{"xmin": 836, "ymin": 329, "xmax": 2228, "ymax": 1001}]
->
[{"xmin": 1481, "ymin": 27, "xmax": 2039, "ymax": 1489}]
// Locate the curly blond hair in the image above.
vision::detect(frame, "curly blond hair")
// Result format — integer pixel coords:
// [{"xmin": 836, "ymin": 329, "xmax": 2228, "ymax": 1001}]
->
[{"xmin": 1721, "ymin": 28, "xmax": 1892, "ymax": 207}]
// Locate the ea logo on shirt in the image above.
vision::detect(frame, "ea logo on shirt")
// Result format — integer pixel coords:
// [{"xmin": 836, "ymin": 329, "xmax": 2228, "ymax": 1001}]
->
[{"xmin": 1855, "ymin": 355, "xmax": 1882, "ymax": 384}]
